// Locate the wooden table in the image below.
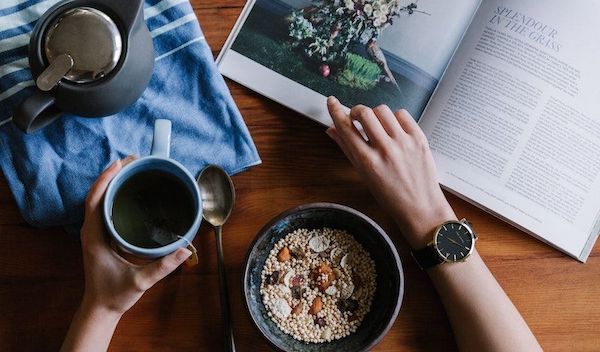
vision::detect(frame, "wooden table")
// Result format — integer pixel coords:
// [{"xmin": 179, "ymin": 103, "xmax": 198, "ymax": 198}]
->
[{"xmin": 2, "ymin": 2, "xmax": 600, "ymax": 351}]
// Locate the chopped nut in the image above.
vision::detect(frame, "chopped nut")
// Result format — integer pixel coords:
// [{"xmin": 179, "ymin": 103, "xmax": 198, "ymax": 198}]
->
[
  {"xmin": 292, "ymin": 302, "xmax": 303, "ymax": 315},
  {"xmin": 290, "ymin": 246, "xmax": 305, "ymax": 259},
  {"xmin": 309, "ymin": 296, "xmax": 323, "ymax": 315},
  {"xmin": 277, "ymin": 247, "xmax": 291, "ymax": 262}
]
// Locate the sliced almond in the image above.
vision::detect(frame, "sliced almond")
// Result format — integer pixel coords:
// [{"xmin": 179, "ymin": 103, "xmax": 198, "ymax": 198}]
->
[
  {"xmin": 340, "ymin": 253, "xmax": 352, "ymax": 269},
  {"xmin": 309, "ymin": 235, "xmax": 330, "ymax": 252},
  {"xmin": 276, "ymin": 284, "xmax": 291, "ymax": 297},
  {"xmin": 340, "ymin": 282, "xmax": 355, "ymax": 299},
  {"xmin": 330, "ymin": 247, "xmax": 344, "ymax": 264},
  {"xmin": 272, "ymin": 297, "xmax": 292, "ymax": 318},
  {"xmin": 283, "ymin": 270, "xmax": 295, "ymax": 287}
]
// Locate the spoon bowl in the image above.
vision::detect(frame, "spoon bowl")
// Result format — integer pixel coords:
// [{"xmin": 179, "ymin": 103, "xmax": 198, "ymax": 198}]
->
[{"xmin": 198, "ymin": 165, "xmax": 235, "ymax": 226}]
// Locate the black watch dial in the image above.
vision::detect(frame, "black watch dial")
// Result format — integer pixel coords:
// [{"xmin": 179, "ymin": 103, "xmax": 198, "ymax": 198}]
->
[{"xmin": 434, "ymin": 222, "xmax": 474, "ymax": 262}]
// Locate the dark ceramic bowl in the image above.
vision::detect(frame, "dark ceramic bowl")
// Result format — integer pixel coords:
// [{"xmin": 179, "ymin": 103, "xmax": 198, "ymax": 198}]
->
[{"xmin": 243, "ymin": 203, "xmax": 404, "ymax": 352}]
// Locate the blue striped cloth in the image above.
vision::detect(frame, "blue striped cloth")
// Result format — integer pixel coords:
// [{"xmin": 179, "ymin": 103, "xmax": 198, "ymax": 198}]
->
[{"xmin": 0, "ymin": 0, "xmax": 261, "ymax": 227}]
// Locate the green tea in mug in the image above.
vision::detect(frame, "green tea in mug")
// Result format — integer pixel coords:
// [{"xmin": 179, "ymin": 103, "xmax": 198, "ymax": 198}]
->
[{"xmin": 111, "ymin": 170, "xmax": 196, "ymax": 248}]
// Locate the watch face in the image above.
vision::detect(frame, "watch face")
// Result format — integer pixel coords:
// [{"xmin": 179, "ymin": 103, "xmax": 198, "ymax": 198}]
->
[{"xmin": 434, "ymin": 222, "xmax": 474, "ymax": 262}]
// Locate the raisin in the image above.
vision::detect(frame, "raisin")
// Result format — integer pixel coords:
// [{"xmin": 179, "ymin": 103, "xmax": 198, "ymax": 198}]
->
[
  {"xmin": 314, "ymin": 317, "xmax": 327, "ymax": 327},
  {"xmin": 337, "ymin": 298, "xmax": 359, "ymax": 313},
  {"xmin": 291, "ymin": 286, "xmax": 304, "ymax": 299},
  {"xmin": 345, "ymin": 298, "xmax": 359, "ymax": 312},
  {"xmin": 267, "ymin": 270, "xmax": 280, "ymax": 285}
]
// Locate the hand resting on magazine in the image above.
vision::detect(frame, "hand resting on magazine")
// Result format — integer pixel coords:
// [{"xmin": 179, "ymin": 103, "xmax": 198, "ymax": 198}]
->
[{"xmin": 326, "ymin": 96, "xmax": 542, "ymax": 352}]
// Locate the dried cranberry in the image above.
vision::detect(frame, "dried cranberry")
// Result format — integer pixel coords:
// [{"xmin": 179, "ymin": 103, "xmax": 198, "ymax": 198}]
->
[{"xmin": 291, "ymin": 274, "xmax": 304, "ymax": 287}]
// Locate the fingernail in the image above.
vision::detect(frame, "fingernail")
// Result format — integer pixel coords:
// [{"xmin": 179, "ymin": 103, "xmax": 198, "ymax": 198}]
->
[
  {"xmin": 108, "ymin": 159, "xmax": 121, "ymax": 171},
  {"xmin": 327, "ymin": 96, "xmax": 338, "ymax": 105},
  {"xmin": 176, "ymin": 248, "xmax": 192, "ymax": 261}
]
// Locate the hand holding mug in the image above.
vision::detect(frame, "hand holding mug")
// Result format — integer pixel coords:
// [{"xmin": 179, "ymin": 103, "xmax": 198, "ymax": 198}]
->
[{"xmin": 80, "ymin": 157, "xmax": 191, "ymax": 316}]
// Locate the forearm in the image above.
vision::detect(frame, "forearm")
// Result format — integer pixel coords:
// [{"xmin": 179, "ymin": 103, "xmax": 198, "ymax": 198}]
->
[
  {"xmin": 61, "ymin": 299, "xmax": 122, "ymax": 352},
  {"xmin": 427, "ymin": 251, "xmax": 541, "ymax": 352}
]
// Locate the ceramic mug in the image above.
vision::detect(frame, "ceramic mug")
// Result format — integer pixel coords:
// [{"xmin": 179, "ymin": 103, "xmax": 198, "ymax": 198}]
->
[{"xmin": 103, "ymin": 119, "xmax": 202, "ymax": 258}]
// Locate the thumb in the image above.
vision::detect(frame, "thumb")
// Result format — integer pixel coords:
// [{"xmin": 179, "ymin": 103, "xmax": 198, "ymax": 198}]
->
[{"xmin": 138, "ymin": 248, "xmax": 191, "ymax": 289}]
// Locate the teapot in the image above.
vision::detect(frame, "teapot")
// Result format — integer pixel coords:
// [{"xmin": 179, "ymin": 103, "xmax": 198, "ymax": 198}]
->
[{"xmin": 13, "ymin": 0, "xmax": 154, "ymax": 133}]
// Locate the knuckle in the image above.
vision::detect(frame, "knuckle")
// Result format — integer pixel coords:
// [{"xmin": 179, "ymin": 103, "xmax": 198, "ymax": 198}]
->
[
  {"xmin": 156, "ymin": 260, "xmax": 173, "ymax": 277},
  {"xmin": 352, "ymin": 105, "xmax": 369, "ymax": 118},
  {"xmin": 359, "ymin": 108, "xmax": 373, "ymax": 120},
  {"xmin": 359, "ymin": 153, "xmax": 380, "ymax": 172},
  {"xmin": 133, "ymin": 275, "xmax": 150, "ymax": 292},
  {"xmin": 374, "ymin": 104, "xmax": 390, "ymax": 114},
  {"xmin": 380, "ymin": 141, "xmax": 396, "ymax": 158}
]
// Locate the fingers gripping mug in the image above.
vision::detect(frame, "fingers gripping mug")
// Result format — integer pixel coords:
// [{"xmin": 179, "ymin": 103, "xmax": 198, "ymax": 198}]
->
[{"xmin": 103, "ymin": 119, "xmax": 202, "ymax": 259}]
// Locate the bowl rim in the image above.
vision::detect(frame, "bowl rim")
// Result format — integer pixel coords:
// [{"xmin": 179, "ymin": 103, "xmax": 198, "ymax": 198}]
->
[{"xmin": 242, "ymin": 202, "xmax": 405, "ymax": 352}]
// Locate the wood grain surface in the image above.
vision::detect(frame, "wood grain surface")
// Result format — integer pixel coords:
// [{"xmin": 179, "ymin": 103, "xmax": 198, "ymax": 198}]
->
[{"xmin": 1, "ymin": 2, "xmax": 599, "ymax": 351}]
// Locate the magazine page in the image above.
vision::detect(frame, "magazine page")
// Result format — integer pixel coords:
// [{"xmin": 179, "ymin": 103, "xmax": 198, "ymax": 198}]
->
[
  {"xmin": 418, "ymin": 0, "xmax": 600, "ymax": 261},
  {"xmin": 218, "ymin": 0, "xmax": 480, "ymax": 125}
]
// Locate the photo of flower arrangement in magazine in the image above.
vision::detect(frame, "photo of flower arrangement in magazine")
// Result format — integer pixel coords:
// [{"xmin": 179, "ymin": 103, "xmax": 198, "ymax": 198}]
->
[{"xmin": 218, "ymin": 0, "xmax": 479, "ymax": 124}]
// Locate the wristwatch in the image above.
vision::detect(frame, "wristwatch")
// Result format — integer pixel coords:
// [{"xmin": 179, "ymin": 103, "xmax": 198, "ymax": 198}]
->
[{"xmin": 411, "ymin": 219, "xmax": 477, "ymax": 270}]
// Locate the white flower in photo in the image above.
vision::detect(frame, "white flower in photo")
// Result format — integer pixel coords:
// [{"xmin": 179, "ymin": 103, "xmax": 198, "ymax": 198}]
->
[
  {"xmin": 363, "ymin": 4, "xmax": 373, "ymax": 16},
  {"xmin": 373, "ymin": 18, "xmax": 382, "ymax": 27},
  {"xmin": 344, "ymin": 0, "xmax": 355, "ymax": 10},
  {"xmin": 373, "ymin": 9, "xmax": 382, "ymax": 18},
  {"xmin": 379, "ymin": 3, "xmax": 389, "ymax": 15}
]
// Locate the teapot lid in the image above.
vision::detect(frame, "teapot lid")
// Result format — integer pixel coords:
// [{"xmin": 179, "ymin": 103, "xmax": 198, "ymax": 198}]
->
[{"xmin": 44, "ymin": 7, "xmax": 122, "ymax": 84}]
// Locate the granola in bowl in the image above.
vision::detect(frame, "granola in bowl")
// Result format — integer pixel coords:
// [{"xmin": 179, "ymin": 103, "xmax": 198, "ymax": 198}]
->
[{"xmin": 260, "ymin": 228, "xmax": 377, "ymax": 343}]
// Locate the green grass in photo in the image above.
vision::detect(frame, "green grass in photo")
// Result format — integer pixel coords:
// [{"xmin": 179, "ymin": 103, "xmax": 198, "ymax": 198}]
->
[{"xmin": 334, "ymin": 53, "xmax": 382, "ymax": 90}]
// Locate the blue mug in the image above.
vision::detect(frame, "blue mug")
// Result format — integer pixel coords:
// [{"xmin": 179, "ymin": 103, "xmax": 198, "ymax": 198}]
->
[{"xmin": 103, "ymin": 119, "xmax": 202, "ymax": 258}]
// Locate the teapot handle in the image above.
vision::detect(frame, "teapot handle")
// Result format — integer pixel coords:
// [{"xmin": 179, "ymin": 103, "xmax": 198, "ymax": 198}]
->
[
  {"xmin": 102, "ymin": 0, "xmax": 145, "ymax": 31},
  {"xmin": 13, "ymin": 90, "xmax": 62, "ymax": 133}
]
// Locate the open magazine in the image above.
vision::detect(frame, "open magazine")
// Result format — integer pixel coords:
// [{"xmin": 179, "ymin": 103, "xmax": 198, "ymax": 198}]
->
[{"xmin": 218, "ymin": 0, "xmax": 600, "ymax": 262}]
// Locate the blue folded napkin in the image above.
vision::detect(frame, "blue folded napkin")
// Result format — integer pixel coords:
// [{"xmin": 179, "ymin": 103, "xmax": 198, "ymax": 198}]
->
[{"xmin": 0, "ymin": 0, "xmax": 261, "ymax": 227}]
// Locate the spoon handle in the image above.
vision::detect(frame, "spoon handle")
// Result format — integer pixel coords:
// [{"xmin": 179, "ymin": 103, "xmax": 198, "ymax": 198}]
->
[{"xmin": 215, "ymin": 226, "xmax": 236, "ymax": 352}]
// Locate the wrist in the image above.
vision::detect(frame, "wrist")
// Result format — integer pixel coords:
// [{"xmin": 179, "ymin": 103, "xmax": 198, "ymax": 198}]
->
[
  {"xmin": 80, "ymin": 296, "xmax": 124, "ymax": 323},
  {"xmin": 403, "ymin": 202, "xmax": 457, "ymax": 249}
]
